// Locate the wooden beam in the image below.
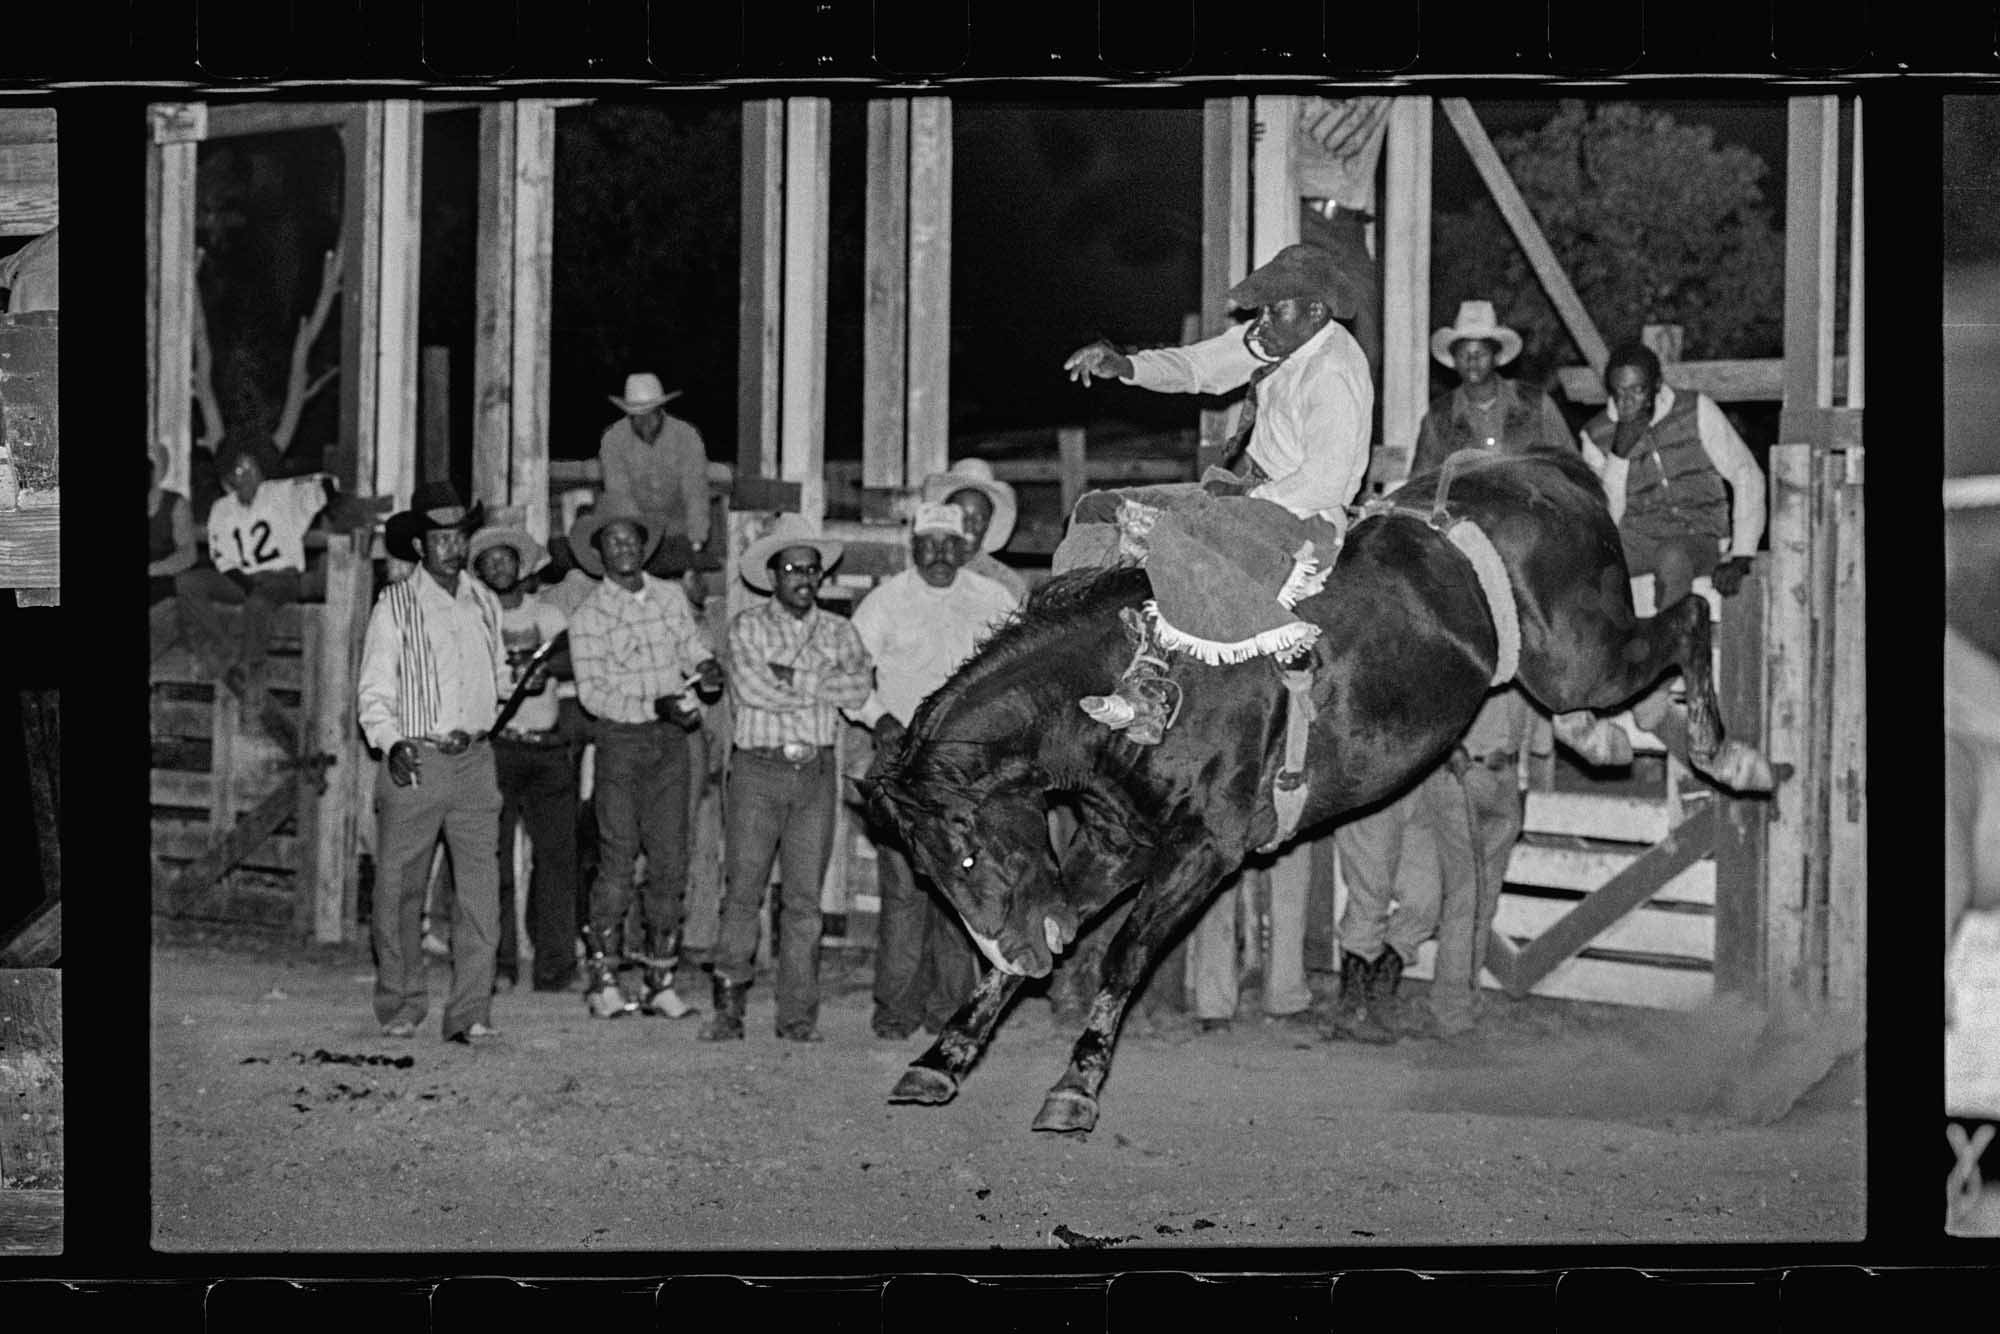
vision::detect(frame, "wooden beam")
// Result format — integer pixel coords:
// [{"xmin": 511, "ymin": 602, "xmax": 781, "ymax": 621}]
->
[
  {"xmin": 737, "ymin": 100, "xmax": 784, "ymax": 481},
  {"xmin": 159, "ymin": 777, "xmax": 302, "ymax": 915},
  {"xmin": 205, "ymin": 102, "xmax": 357, "ymax": 139},
  {"xmin": 334, "ymin": 105, "xmax": 382, "ymax": 493},
  {"xmin": 1056, "ymin": 426, "xmax": 1088, "ymax": 517},
  {"xmin": 1846, "ymin": 98, "xmax": 1865, "ymax": 409},
  {"xmin": 1199, "ymin": 97, "xmax": 1251, "ymax": 473},
  {"xmin": 782, "ymin": 97, "xmax": 832, "ymax": 527},
  {"xmin": 0, "ymin": 110, "xmax": 56, "ymax": 145},
  {"xmin": 472, "ymin": 102, "xmax": 517, "ymax": 515},
  {"xmin": 1251, "ymin": 95, "xmax": 1299, "ymax": 267},
  {"xmin": 509, "ymin": 100, "xmax": 555, "ymax": 545},
  {"xmin": 373, "ymin": 100, "xmax": 423, "ymax": 506},
  {"xmin": 1382, "ymin": 96, "xmax": 1432, "ymax": 457},
  {"xmin": 0, "ymin": 901, "xmax": 59, "ymax": 968},
  {"xmin": 1763, "ymin": 444, "xmax": 1817, "ymax": 1005},
  {"xmin": 302, "ymin": 534, "xmax": 370, "ymax": 943},
  {"xmin": 0, "ymin": 509, "xmax": 59, "ymax": 586},
  {"xmin": 1825, "ymin": 448, "xmax": 1865, "ymax": 1011},
  {"xmin": 0, "ymin": 139, "xmax": 56, "ymax": 236},
  {"xmin": 1505, "ymin": 804, "xmax": 1718, "ymax": 998},
  {"xmin": 150, "ymin": 136, "xmax": 197, "ymax": 497},
  {"xmin": 1558, "ymin": 356, "xmax": 1852, "ymax": 406},
  {"xmin": 905, "ymin": 97, "xmax": 952, "ymax": 486},
  {"xmin": 1782, "ymin": 96, "xmax": 1840, "ymax": 419},
  {"xmin": 1439, "ymin": 98, "xmax": 1609, "ymax": 376},
  {"xmin": 1714, "ymin": 562, "xmax": 1769, "ymax": 1001},
  {"xmin": 862, "ymin": 98, "xmax": 910, "ymax": 490}
]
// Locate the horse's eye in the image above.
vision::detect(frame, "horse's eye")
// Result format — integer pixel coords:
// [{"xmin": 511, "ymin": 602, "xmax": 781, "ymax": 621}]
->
[{"xmin": 960, "ymin": 855, "xmax": 976, "ymax": 871}]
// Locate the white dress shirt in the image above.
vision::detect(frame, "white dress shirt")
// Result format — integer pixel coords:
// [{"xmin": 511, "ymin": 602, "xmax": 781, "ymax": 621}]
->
[{"xmin": 357, "ymin": 569, "xmax": 507, "ymax": 754}]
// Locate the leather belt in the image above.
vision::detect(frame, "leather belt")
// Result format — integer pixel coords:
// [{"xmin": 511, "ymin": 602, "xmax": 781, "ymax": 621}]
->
[
  {"xmin": 495, "ymin": 728, "xmax": 566, "ymax": 748},
  {"xmin": 739, "ymin": 742, "xmax": 827, "ymax": 765},
  {"xmin": 411, "ymin": 732, "xmax": 480, "ymax": 756}
]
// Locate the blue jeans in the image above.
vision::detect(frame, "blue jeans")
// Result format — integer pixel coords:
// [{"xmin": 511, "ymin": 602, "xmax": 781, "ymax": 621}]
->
[
  {"xmin": 714, "ymin": 747, "xmax": 836, "ymax": 1031},
  {"xmin": 588, "ymin": 720, "xmax": 691, "ymax": 950}
]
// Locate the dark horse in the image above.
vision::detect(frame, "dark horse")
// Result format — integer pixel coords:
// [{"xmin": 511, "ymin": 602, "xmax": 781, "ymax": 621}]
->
[{"xmin": 860, "ymin": 450, "xmax": 1776, "ymax": 1134}]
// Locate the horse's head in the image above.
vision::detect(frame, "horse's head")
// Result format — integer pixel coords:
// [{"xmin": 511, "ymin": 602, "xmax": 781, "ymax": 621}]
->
[{"xmin": 859, "ymin": 761, "xmax": 1077, "ymax": 980}]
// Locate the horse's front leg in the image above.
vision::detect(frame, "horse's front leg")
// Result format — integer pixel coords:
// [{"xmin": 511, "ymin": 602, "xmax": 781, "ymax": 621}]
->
[
  {"xmin": 888, "ymin": 965, "xmax": 1028, "ymax": 1105},
  {"xmin": 1033, "ymin": 844, "xmax": 1233, "ymax": 1135}
]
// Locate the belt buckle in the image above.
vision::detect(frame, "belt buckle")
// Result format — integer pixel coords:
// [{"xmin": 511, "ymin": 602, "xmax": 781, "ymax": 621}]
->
[
  {"xmin": 781, "ymin": 741, "xmax": 814, "ymax": 764},
  {"xmin": 438, "ymin": 732, "xmax": 471, "ymax": 756}
]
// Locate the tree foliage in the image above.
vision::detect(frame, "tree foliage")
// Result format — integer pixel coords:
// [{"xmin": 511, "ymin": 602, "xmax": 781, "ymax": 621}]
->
[{"xmin": 1432, "ymin": 101, "xmax": 1785, "ymax": 383}]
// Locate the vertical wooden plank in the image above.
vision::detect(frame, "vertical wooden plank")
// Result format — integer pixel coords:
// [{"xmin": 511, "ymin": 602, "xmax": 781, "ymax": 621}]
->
[
  {"xmin": 1763, "ymin": 444, "xmax": 1816, "ymax": 1005},
  {"xmin": 1250, "ymin": 94, "xmax": 1299, "ymax": 268},
  {"xmin": 1714, "ymin": 564, "xmax": 1768, "ymax": 1000},
  {"xmin": 339, "ymin": 104, "xmax": 384, "ymax": 498},
  {"xmin": 510, "ymin": 100, "xmax": 555, "ymax": 545},
  {"xmin": 1826, "ymin": 448, "xmax": 1865, "ymax": 1010},
  {"xmin": 152, "ymin": 138, "xmax": 197, "ymax": 498},
  {"xmin": 293, "ymin": 610, "xmax": 325, "ymax": 938},
  {"xmin": 738, "ymin": 100, "xmax": 784, "ymax": 481},
  {"xmin": 862, "ymin": 98, "xmax": 910, "ymax": 491},
  {"xmin": 1783, "ymin": 97, "xmax": 1832, "ymax": 414},
  {"xmin": 146, "ymin": 134, "xmax": 161, "ymax": 482},
  {"xmin": 1806, "ymin": 448, "xmax": 1840, "ymax": 1004},
  {"xmin": 905, "ymin": 96, "xmax": 952, "ymax": 487},
  {"xmin": 1382, "ymin": 96, "xmax": 1432, "ymax": 457},
  {"xmin": 1815, "ymin": 95, "xmax": 1840, "ymax": 410},
  {"xmin": 1846, "ymin": 99, "xmax": 1865, "ymax": 409},
  {"xmin": 374, "ymin": 100, "xmax": 423, "ymax": 508},
  {"xmin": 782, "ymin": 97, "xmax": 832, "ymax": 527},
  {"xmin": 472, "ymin": 102, "xmax": 516, "ymax": 514},
  {"xmin": 419, "ymin": 347, "xmax": 450, "ymax": 485},
  {"xmin": 1199, "ymin": 97, "xmax": 1251, "ymax": 473},
  {"xmin": 1056, "ymin": 426, "xmax": 1087, "ymax": 517},
  {"xmin": 309, "ymin": 533, "xmax": 368, "ymax": 943}
]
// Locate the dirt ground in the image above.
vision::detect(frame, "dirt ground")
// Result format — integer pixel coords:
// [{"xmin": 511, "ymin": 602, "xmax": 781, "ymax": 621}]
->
[{"xmin": 152, "ymin": 927, "xmax": 1864, "ymax": 1253}]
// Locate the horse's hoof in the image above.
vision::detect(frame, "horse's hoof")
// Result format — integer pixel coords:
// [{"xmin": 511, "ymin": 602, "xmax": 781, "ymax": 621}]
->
[
  {"xmin": 1692, "ymin": 739, "xmax": 1777, "ymax": 793},
  {"xmin": 1031, "ymin": 1089, "xmax": 1099, "ymax": 1134},
  {"xmin": 888, "ymin": 1066, "xmax": 958, "ymax": 1106}
]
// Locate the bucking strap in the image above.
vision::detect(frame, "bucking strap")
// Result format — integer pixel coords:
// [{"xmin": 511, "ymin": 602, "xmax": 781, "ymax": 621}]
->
[
  {"xmin": 1257, "ymin": 666, "xmax": 1317, "ymax": 855},
  {"xmin": 1442, "ymin": 519, "xmax": 1520, "ymax": 687}
]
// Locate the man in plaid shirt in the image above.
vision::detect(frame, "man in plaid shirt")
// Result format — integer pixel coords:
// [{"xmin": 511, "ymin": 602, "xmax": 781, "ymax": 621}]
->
[
  {"xmin": 699, "ymin": 515, "xmax": 873, "ymax": 1043},
  {"xmin": 568, "ymin": 501, "xmax": 725, "ymax": 1021}
]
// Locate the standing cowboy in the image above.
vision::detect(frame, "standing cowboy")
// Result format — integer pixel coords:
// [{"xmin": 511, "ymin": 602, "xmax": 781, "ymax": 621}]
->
[
  {"xmin": 701, "ymin": 516, "xmax": 874, "ymax": 1043},
  {"xmin": 1410, "ymin": 301, "xmax": 1575, "ymax": 476},
  {"xmin": 848, "ymin": 503, "xmax": 1022, "ymax": 1040},
  {"xmin": 357, "ymin": 483, "xmax": 507, "ymax": 1044},
  {"xmin": 567, "ymin": 500, "xmax": 725, "ymax": 1020},
  {"xmin": 597, "ymin": 371, "xmax": 713, "ymax": 577}
]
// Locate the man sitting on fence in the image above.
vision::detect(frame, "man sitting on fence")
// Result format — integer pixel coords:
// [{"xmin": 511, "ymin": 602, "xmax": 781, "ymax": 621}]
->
[
  {"xmin": 174, "ymin": 437, "xmax": 333, "ymax": 718},
  {"xmin": 357, "ymin": 482, "xmax": 508, "ymax": 1045},
  {"xmin": 598, "ymin": 371, "xmax": 716, "ymax": 579}
]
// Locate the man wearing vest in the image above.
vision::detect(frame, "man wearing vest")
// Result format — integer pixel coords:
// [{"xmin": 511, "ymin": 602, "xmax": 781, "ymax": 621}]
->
[
  {"xmin": 358, "ymin": 483, "xmax": 509, "ymax": 1044},
  {"xmin": 1578, "ymin": 342, "xmax": 1765, "ymax": 614}
]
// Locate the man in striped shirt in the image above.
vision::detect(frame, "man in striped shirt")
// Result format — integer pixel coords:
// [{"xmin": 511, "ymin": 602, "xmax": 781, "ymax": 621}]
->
[
  {"xmin": 357, "ymin": 483, "xmax": 507, "ymax": 1045},
  {"xmin": 568, "ymin": 502, "xmax": 725, "ymax": 1021},
  {"xmin": 699, "ymin": 516, "xmax": 873, "ymax": 1043}
]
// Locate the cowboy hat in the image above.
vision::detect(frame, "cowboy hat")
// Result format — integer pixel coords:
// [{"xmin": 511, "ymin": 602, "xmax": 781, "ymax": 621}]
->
[
  {"xmin": 384, "ymin": 481, "xmax": 485, "ymax": 562},
  {"xmin": 1431, "ymin": 300, "xmax": 1524, "ymax": 368},
  {"xmin": 1228, "ymin": 243, "xmax": 1360, "ymax": 321},
  {"xmin": 468, "ymin": 522, "xmax": 548, "ymax": 577},
  {"xmin": 569, "ymin": 500, "xmax": 666, "ymax": 578},
  {"xmin": 739, "ymin": 513, "xmax": 845, "ymax": 593},
  {"xmin": 921, "ymin": 458, "xmax": 1018, "ymax": 553},
  {"xmin": 608, "ymin": 371, "xmax": 684, "ymax": 415}
]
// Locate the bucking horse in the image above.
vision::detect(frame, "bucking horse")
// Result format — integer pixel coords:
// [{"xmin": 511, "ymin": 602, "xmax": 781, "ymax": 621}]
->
[{"xmin": 859, "ymin": 449, "xmax": 1779, "ymax": 1133}]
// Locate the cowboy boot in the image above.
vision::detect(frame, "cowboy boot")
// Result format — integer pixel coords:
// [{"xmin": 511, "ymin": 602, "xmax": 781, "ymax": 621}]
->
[
  {"xmin": 638, "ymin": 925, "xmax": 698, "ymax": 1020},
  {"xmin": 580, "ymin": 924, "xmax": 637, "ymax": 1019},
  {"xmin": 1364, "ymin": 948, "xmax": 1407, "ymax": 1036},
  {"xmin": 697, "ymin": 975, "xmax": 748, "ymax": 1042},
  {"xmin": 1320, "ymin": 950, "xmax": 1396, "ymax": 1045}
]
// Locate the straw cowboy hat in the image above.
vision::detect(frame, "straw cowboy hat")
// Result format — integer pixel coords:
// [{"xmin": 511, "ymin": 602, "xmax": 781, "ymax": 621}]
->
[
  {"xmin": 468, "ymin": 515, "xmax": 548, "ymax": 577},
  {"xmin": 1431, "ymin": 300, "xmax": 1524, "ymax": 368},
  {"xmin": 568, "ymin": 499, "xmax": 666, "ymax": 578},
  {"xmin": 921, "ymin": 458, "xmax": 1018, "ymax": 552},
  {"xmin": 739, "ymin": 513, "xmax": 845, "ymax": 593},
  {"xmin": 608, "ymin": 371, "xmax": 684, "ymax": 415},
  {"xmin": 1227, "ymin": 242, "xmax": 1361, "ymax": 321},
  {"xmin": 384, "ymin": 481, "xmax": 485, "ymax": 562}
]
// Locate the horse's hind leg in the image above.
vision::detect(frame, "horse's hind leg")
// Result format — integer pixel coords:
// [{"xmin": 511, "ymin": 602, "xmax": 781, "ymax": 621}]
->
[
  {"xmin": 1032, "ymin": 845, "xmax": 1233, "ymax": 1135},
  {"xmin": 889, "ymin": 966, "xmax": 1029, "ymax": 1105}
]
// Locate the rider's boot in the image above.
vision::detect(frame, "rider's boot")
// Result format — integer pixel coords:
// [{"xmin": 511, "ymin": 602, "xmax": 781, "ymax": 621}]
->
[
  {"xmin": 637, "ymin": 925, "xmax": 697, "ymax": 1019},
  {"xmin": 580, "ymin": 923, "xmax": 637, "ymax": 1019},
  {"xmin": 1321, "ymin": 951, "xmax": 1395, "ymax": 1045}
]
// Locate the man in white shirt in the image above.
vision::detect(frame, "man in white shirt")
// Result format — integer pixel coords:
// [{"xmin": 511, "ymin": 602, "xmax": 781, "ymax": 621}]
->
[
  {"xmin": 174, "ymin": 438, "xmax": 332, "ymax": 704},
  {"xmin": 848, "ymin": 503, "xmax": 1022, "ymax": 1040},
  {"xmin": 357, "ymin": 483, "xmax": 508, "ymax": 1045}
]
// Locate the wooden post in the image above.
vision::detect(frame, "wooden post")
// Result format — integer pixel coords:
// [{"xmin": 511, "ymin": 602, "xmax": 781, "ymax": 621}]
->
[
  {"xmin": 905, "ymin": 97, "xmax": 952, "ymax": 486},
  {"xmin": 1782, "ymin": 96, "xmax": 1839, "ymax": 416},
  {"xmin": 1825, "ymin": 448, "xmax": 1865, "ymax": 1011},
  {"xmin": 472, "ymin": 102, "xmax": 517, "ymax": 514},
  {"xmin": 1714, "ymin": 562, "xmax": 1769, "ymax": 1000},
  {"xmin": 305, "ymin": 533, "xmax": 371, "ymax": 943},
  {"xmin": 148, "ymin": 123, "xmax": 198, "ymax": 497},
  {"xmin": 1763, "ymin": 444, "xmax": 1817, "ymax": 1005},
  {"xmin": 862, "ymin": 98, "xmax": 910, "ymax": 492},
  {"xmin": 336, "ymin": 105, "xmax": 383, "ymax": 497},
  {"xmin": 1439, "ymin": 98, "xmax": 1610, "ymax": 377},
  {"xmin": 1382, "ymin": 96, "xmax": 1432, "ymax": 458},
  {"xmin": 420, "ymin": 346, "xmax": 450, "ymax": 485},
  {"xmin": 510, "ymin": 101, "xmax": 555, "ymax": 545},
  {"xmin": 373, "ymin": 100, "xmax": 423, "ymax": 507},
  {"xmin": 1250, "ymin": 95, "xmax": 1299, "ymax": 267},
  {"xmin": 738, "ymin": 100, "xmax": 784, "ymax": 483},
  {"xmin": 1845, "ymin": 99, "xmax": 1864, "ymax": 409},
  {"xmin": 1056, "ymin": 426, "xmax": 1088, "ymax": 518},
  {"xmin": 1199, "ymin": 97, "xmax": 1251, "ymax": 474},
  {"xmin": 781, "ymin": 97, "xmax": 832, "ymax": 528}
]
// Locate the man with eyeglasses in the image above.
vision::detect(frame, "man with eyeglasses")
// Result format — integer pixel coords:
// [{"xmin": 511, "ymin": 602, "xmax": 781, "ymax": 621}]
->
[
  {"xmin": 847, "ymin": 502, "xmax": 1022, "ymax": 1041},
  {"xmin": 700, "ymin": 516, "xmax": 874, "ymax": 1044}
]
